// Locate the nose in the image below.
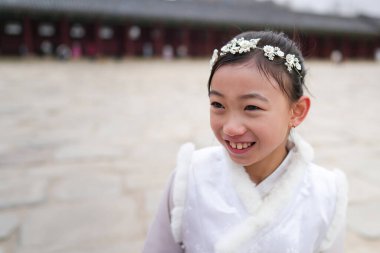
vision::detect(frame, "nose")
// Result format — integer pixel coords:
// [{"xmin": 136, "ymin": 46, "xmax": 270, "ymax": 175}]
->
[{"xmin": 223, "ymin": 116, "xmax": 247, "ymax": 137}]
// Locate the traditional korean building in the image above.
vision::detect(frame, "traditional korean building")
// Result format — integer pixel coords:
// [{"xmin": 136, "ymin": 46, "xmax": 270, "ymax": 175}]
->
[{"xmin": 0, "ymin": 0, "xmax": 379, "ymax": 59}]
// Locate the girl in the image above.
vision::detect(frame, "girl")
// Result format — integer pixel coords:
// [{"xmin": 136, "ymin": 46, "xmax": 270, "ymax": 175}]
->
[{"xmin": 143, "ymin": 31, "xmax": 348, "ymax": 253}]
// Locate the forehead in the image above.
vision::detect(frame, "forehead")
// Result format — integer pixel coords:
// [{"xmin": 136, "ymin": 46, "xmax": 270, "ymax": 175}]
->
[{"xmin": 210, "ymin": 63, "xmax": 285, "ymax": 99}]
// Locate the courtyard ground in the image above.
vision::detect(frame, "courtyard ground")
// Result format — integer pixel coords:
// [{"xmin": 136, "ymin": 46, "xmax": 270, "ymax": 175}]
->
[{"xmin": 0, "ymin": 58, "xmax": 379, "ymax": 252}]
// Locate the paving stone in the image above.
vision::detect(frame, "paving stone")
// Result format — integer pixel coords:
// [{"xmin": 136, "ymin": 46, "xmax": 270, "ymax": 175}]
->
[
  {"xmin": 347, "ymin": 175, "xmax": 380, "ymax": 203},
  {"xmin": 19, "ymin": 197, "xmax": 141, "ymax": 252},
  {"xmin": 345, "ymin": 230, "xmax": 380, "ymax": 253},
  {"xmin": 144, "ymin": 188, "xmax": 164, "ymax": 220},
  {"xmin": 75, "ymin": 240, "xmax": 144, "ymax": 253},
  {"xmin": 124, "ymin": 171, "xmax": 168, "ymax": 191},
  {"xmin": 65, "ymin": 240, "xmax": 144, "ymax": 253},
  {"xmin": 0, "ymin": 169, "xmax": 24, "ymax": 180},
  {"xmin": 0, "ymin": 148, "xmax": 54, "ymax": 168},
  {"xmin": 352, "ymin": 159, "xmax": 380, "ymax": 186},
  {"xmin": 54, "ymin": 144, "xmax": 124, "ymax": 161},
  {"xmin": 51, "ymin": 173, "xmax": 123, "ymax": 200},
  {"xmin": 27, "ymin": 163, "xmax": 114, "ymax": 178},
  {"xmin": 0, "ymin": 178, "xmax": 47, "ymax": 209},
  {"xmin": 348, "ymin": 202, "xmax": 380, "ymax": 239},
  {"xmin": 0, "ymin": 213, "xmax": 20, "ymax": 240},
  {"xmin": 16, "ymin": 240, "xmax": 144, "ymax": 253}
]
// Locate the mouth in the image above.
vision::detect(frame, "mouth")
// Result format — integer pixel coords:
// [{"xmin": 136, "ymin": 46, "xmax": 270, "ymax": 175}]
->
[{"xmin": 225, "ymin": 140, "xmax": 256, "ymax": 154}]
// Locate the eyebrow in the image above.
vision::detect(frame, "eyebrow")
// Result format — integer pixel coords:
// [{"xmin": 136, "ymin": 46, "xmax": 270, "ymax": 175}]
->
[{"xmin": 209, "ymin": 90, "xmax": 269, "ymax": 103}]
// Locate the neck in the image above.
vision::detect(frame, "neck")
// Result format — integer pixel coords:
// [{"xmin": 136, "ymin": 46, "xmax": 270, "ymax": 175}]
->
[{"xmin": 244, "ymin": 141, "xmax": 288, "ymax": 185}]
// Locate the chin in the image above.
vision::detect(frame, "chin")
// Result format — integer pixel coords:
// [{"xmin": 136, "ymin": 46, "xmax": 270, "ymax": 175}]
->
[{"xmin": 228, "ymin": 155, "xmax": 256, "ymax": 167}]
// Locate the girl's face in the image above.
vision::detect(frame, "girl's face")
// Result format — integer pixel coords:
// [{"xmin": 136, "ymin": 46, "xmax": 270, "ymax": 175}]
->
[{"xmin": 209, "ymin": 63, "xmax": 294, "ymax": 171}]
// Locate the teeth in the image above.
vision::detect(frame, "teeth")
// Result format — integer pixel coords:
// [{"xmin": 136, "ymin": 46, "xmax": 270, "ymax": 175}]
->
[{"xmin": 229, "ymin": 141, "xmax": 253, "ymax": 150}]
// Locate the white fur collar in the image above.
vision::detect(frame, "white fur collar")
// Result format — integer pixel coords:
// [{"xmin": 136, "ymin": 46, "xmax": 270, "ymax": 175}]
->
[
  {"xmin": 170, "ymin": 143, "xmax": 195, "ymax": 243},
  {"xmin": 215, "ymin": 130, "xmax": 313, "ymax": 253}
]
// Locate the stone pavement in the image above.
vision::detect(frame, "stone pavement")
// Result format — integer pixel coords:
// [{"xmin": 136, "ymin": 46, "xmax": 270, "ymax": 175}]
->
[{"xmin": 0, "ymin": 58, "xmax": 379, "ymax": 253}]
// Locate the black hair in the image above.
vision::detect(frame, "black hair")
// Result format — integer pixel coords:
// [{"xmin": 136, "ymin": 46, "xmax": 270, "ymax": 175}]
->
[{"xmin": 208, "ymin": 31, "xmax": 307, "ymax": 102}]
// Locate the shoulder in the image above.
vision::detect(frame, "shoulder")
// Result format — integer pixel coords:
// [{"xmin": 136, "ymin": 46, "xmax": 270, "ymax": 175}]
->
[
  {"xmin": 176, "ymin": 143, "xmax": 224, "ymax": 168},
  {"xmin": 308, "ymin": 163, "xmax": 346, "ymax": 191},
  {"xmin": 306, "ymin": 163, "xmax": 348, "ymax": 251},
  {"xmin": 170, "ymin": 143, "xmax": 224, "ymax": 243},
  {"xmin": 307, "ymin": 163, "xmax": 347, "ymax": 202}
]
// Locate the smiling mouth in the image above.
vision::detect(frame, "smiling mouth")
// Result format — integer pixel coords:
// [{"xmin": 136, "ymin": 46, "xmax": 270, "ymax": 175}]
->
[{"xmin": 226, "ymin": 141, "xmax": 256, "ymax": 150}]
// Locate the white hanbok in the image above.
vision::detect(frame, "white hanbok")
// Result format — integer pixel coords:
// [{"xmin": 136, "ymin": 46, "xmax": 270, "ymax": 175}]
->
[{"xmin": 143, "ymin": 132, "xmax": 348, "ymax": 253}]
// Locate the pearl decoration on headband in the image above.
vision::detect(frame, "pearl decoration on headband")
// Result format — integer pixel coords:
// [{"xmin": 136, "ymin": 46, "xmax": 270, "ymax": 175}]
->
[{"xmin": 210, "ymin": 37, "xmax": 302, "ymax": 77}]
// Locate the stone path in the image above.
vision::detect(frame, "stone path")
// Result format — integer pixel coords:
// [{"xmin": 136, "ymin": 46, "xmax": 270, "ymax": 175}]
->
[{"xmin": 0, "ymin": 59, "xmax": 379, "ymax": 252}]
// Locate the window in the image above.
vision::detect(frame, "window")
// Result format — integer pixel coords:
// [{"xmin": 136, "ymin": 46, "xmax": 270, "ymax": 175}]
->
[
  {"xmin": 38, "ymin": 23, "xmax": 55, "ymax": 37},
  {"xmin": 99, "ymin": 26, "xmax": 114, "ymax": 40},
  {"xmin": 70, "ymin": 24, "xmax": 86, "ymax": 38},
  {"xmin": 4, "ymin": 22, "xmax": 22, "ymax": 35},
  {"xmin": 129, "ymin": 26, "xmax": 141, "ymax": 40}
]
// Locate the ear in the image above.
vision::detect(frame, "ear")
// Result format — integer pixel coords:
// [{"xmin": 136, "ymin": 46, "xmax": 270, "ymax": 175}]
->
[{"xmin": 290, "ymin": 96, "xmax": 310, "ymax": 128}]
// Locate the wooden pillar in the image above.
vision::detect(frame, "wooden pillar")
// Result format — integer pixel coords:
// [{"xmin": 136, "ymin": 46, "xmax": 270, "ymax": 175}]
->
[
  {"xmin": 60, "ymin": 16, "xmax": 70, "ymax": 45},
  {"xmin": 357, "ymin": 39, "xmax": 367, "ymax": 59},
  {"xmin": 124, "ymin": 23, "xmax": 137, "ymax": 56},
  {"xmin": 314, "ymin": 36, "xmax": 322, "ymax": 58},
  {"xmin": 304, "ymin": 34, "xmax": 314, "ymax": 58},
  {"xmin": 152, "ymin": 24, "xmax": 164, "ymax": 56},
  {"xmin": 367, "ymin": 40, "xmax": 375, "ymax": 59},
  {"xmin": 94, "ymin": 21, "xmax": 101, "ymax": 56},
  {"xmin": 23, "ymin": 16, "xmax": 33, "ymax": 54},
  {"xmin": 323, "ymin": 37, "xmax": 333, "ymax": 58},
  {"xmin": 206, "ymin": 28, "xmax": 215, "ymax": 56},
  {"xmin": 342, "ymin": 37, "xmax": 350, "ymax": 59},
  {"xmin": 181, "ymin": 26, "xmax": 190, "ymax": 56},
  {"xmin": 351, "ymin": 38, "xmax": 358, "ymax": 58},
  {"xmin": 121, "ymin": 24, "xmax": 128, "ymax": 56},
  {"xmin": 0, "ymin": 23, "xmax": 2, "ymax": 54},
  {"xmin": 376, "ymin": 38, "xmax": 380, "ymax": 60}
]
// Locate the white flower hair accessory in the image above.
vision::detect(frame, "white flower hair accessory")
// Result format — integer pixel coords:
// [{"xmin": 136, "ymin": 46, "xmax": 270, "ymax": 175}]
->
[{"xmin": 210, "ymin": 37, "xmax": 302, "ymax": 77}]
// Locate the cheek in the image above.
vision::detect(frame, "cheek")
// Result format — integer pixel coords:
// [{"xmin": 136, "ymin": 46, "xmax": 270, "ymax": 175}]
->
[
  {"xmin": 209, "ymin": 114, "xmax": 222, "ymax": 133},
  {"xmin": 254, "ymin": 113, "xmax": 290, "ymax": 136}
]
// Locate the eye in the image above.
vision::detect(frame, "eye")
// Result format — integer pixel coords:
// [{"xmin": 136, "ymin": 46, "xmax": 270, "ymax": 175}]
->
[
  {"xmin": 244, "ymin": 105, "xmax": 260, "ymax": 111},
  {"xmin": 210, "ymin": 101, "xmax": 224, "ymax": 109}
]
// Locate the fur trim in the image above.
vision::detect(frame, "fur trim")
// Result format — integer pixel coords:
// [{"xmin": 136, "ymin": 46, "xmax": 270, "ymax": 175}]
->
[
  {"xmin": 215, "ymin": 131, "xmax": 310, "ymax": 253},
  {"xmin": 226, "ymin": 154, "xmax": 262, "ymax": 214},
  {"xmin": 289, "ymin": 128, "xmax": 314, "ymax": 161},
  {"xmin": 170, "ymin": 143, "xmax": 195, "ymax": 243},
  {"xmin": 319, "ymin": 169, "xmax": 348, "ymax": 251}
]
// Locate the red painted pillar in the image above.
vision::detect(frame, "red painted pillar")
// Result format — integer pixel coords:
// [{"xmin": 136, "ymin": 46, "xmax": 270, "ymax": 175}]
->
[
  {"xmin": 323, "ymin": 37, "xmax": 333, "ymax": 58},
  {"xmin": 152, "ymin": 24, "xmax": 164, "ymax": 56},
  {"xmin": 342, "ymin": 37, "xmax": 350, "ymax": 59},
  {"xmin": 60, "ymin": 16, "xmax": 70, "ymax": 46},
  {"xmin": 351, "ymin": 38, "xmax": 358, "ymax": 58},
  {"xmin": 367, "ymin": 40, "xmax": 375, "ymax": 59},
  {"xmin": 306, "ymin": 34, "xmax": 316, "ymax": 58},
  {"xmin": 124, "ymin": 23, "xmax": 137, "ymax": 56},
  {"xmin": 315, "ymin": 36, "xmax": 322, "ymax": 58},
  {"xmin": 181, "ymin": 26, "xmax": 190, "ymax": 56},
  {"xmin": 23, "ymin": 16, "xmax": 33, "ymax": 54},
  {"xmin": 94, "ymin": 21, "xmax": 101, "ymax": 56},
  {"xmin": 357, "ymin": 39, "xmax": 367, "ymax": 59},
  {"xmin": 121, "ymin": 24, "xmax": 127, "ymax": 56},
  {"xmin": 206, "ymin": 28, "xmax": 215, "ymax": 56}
]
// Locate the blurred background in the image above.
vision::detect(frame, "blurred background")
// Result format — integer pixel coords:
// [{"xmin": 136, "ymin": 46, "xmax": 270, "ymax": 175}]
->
[{"xmin": 0, "ymin": 0, "xmax": 379, "ymax": 252}]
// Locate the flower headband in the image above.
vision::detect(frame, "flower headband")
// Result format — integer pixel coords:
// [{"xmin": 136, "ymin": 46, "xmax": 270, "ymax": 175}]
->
[{"xmin": 210, "ymin": 37, "xmax": 302, "ymax": 77}]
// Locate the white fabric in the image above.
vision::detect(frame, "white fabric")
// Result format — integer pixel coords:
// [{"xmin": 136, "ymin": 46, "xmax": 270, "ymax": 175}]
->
[
  {"xmin": 170, "ymin": 132, "xmax": 347, "ymax": 253},
  {"xmin": 171, "ymin": 143, "xmax": 195, "ymax": 243}
]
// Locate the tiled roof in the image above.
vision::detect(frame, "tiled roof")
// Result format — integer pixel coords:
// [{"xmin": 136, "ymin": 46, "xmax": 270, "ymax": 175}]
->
[{"xmin": 0, "ymin": 0, "xmax": 379, "ymax": 36}]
